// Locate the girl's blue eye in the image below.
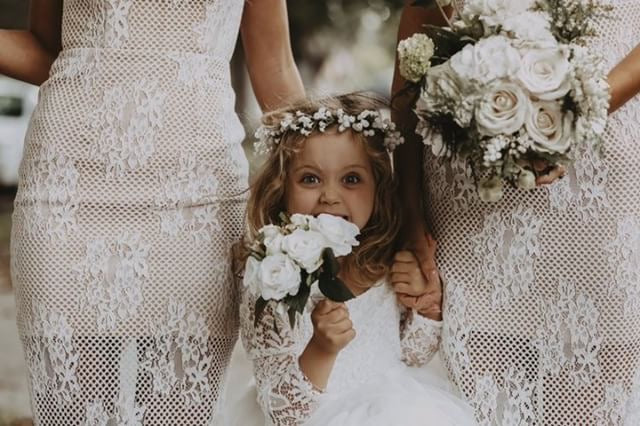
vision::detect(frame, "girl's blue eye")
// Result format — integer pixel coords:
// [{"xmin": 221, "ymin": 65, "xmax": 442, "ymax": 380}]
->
[
  {"xmin": 301, "ymin": 174, "xmax": 320, "ymax": 184},
  {"xmin": 343, "ymin": 174, "xmax": 361, "ymax": 185}
]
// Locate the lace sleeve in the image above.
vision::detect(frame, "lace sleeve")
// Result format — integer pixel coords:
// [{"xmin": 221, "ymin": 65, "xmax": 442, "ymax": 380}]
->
[
  {"xmin": 239, "ymin": 289, "xmax": 322, "ymax": 426},
  {"xmin": 399, "ymin": 307, "xmax": 443, "ymax": 367}
]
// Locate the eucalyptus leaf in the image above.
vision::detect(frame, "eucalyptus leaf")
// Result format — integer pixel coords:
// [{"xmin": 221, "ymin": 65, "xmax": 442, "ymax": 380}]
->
[{"xmin": 423, "ymin": 24, "xmax": 473, "ymax": 65}]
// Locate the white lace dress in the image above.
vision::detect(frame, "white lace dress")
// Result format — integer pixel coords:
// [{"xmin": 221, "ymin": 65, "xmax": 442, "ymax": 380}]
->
[
  {"xmin": 423, "ymin": 1, "xmax": 640, "ymax": 424},
  {"xmin": 235, "ymin": 281, "xmax": 476, "ymax": 426},
  {"xmin": 10, "ymin": 1, "xmax": 248, "ymax": 424}
]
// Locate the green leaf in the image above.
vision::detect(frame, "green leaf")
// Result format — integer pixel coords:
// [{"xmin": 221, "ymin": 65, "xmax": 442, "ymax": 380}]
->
[
  {"xmin": 287, "ymin": 307, "xmax": 297, "ymax": 330},
  {"xmin": 412, "ymin": 0, "xmax": 439, "ymax": 8},
  {"xmin": 254, "ymin": 297, "xmax": 268, "ymax": 327},
  {"xmin": 318, "ymin": 248, "xmax": 355, "ymax": 302},
  {"xmin": 423, "ymin": 25, "xmax": 474, "ymax": 65}
]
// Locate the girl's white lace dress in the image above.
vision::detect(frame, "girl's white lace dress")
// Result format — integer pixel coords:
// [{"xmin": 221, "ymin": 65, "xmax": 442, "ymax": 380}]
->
[
  {"xmin": 235, "ymin": 281, "xmax": 476, "ymax": 426},
  {"xmin": 10, "ymin": 1, "xmax": 248, "ymax": 424},
  {"xmin": 424, "ymin": 1, "xmax": 640, "ymax": 424}
]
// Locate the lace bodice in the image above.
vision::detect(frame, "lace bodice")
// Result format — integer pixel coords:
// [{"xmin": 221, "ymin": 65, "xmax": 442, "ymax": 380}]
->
[
  {"xmin": 239, "ymin": 282, "xmax": 442, "ymax": 426},
  {"xmin": 424, "ymin": 1, "xmax": 640, "ymax": 424},
  {"xmin": 12, "ymin": 1, "xmax": 249, "ymax": 424}
]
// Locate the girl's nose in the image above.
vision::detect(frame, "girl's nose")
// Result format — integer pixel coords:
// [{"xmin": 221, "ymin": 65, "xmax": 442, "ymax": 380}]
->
[{"xmin": 319, "ymin": 185, "xmax": 340, "ymax": 205}]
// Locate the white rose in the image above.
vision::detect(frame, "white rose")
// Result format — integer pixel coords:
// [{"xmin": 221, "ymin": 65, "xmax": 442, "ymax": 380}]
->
[
  {"xmin": 397, "ymin": 33, "xmax": 435, "ymax": 83},
  {"xmin": 258, "ymin": 253, "xmax": 301, "ymax": 300},
  {"xmin": 242, "ymin": 256, "xmax": 261, "ymax": 295},
  {"xmin": 310, "ymin": 214, "xmax": 360, "ymax": 257},
  {"xmin": 421, "ymin": 63, "xmax": 476, "ymax": 127},
  {"xmin": 476, "ymin": 82, "xmax": 530, "ymax": 136},
  {"xmin": 260, "ymin": 224, "xmax": 284, "ymax": 255},
  {"xmin": 281, "ymin": 229, "xmax": 326, "ymax": 273},
  {"xmin": 517, "ymin": 169, "xmax": 536, "ymax": 190},
  {"xmin": 450, "ymin": 36, "xmax": 521, "ymax": 84},
  {"xmin": 463, "ymin": 0, "xmax": 534, "ymax": 27},
  {"xmin": 290, "ymin": 213, "xmax": 311, "ymax": 228},
  {"xmin": 517, "ymin": 48, "xmax": 572, "ymax": 101},
  {"xmin": 478, "ymin": 176, "xmax": 503, "ymax": 202},
  {"xmin": 526, "ymin": 101, "xmax": 574, "ymax": 154},
  {"xmin": 502, "ymin": 11, "xmax": 557, "ymax": 47}
]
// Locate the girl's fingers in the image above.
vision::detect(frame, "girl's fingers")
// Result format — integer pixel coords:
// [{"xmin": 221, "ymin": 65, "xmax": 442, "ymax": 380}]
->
[
  {"xmin": 394, "ymin": 251, "xmax": 416, "ymax": 263},
  {"xmin": 536, "ymin": 164, "xmax": 566, "ymax": 186},
  {"xmin": 392, "ymin": 282, "xmax": 424, "ymax": 296},
  {"xmin": 391, "ymin": 272, "xmax": 412, "ymax": 284},
  {"xmin": 391, "ymin": 262, "xmax": 415, "ymax": 273},
  {"xmin": 315, "ymin": 299, "xmax": 344, "ymax": 315}
]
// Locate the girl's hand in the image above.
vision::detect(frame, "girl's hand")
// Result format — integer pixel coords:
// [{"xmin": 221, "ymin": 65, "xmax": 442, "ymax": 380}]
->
[
  {"xmin": 395, "ymin": 234, "xmax": 443, "ymax": 321},
  {"xmin": 533, "ymin": 160, "xmax": 567, "ymax": 186},
  {"xmin": 309, "ymin": 300, "xmax": 355, "ymax": 354}
]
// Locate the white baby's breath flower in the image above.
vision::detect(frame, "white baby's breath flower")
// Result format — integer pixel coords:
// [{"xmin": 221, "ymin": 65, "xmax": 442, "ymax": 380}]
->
[
  {"xmin": 281, "ymin": 229, "xmax": 326, "ymax": 273},
  {"xmin": 397, "ymin": 33, "xmax": 435, "ymax": 83},
  {"xmin": 258, "ymin": 253, "xmax": 301, "ymax": 300},
  {"xmin": 450, "ymin": 36, "xmax": 521, "ymax": 84},
  {"xmin": 517, "ymin": 48, "xmax": 572, "ymax": 101},
  {"xmin": 310, "ymin": 214, "xmax": 360, "ymax": 257},
  {"xmin": 476, "ymin": 82, "xmax": 530, "ymax": 136},
  {"xmin": 526, "ymin": 101, "xmax": 574, "ymax": 154}
]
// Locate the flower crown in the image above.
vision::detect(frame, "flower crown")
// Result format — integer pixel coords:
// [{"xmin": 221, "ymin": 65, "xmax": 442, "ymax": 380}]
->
[{"xmin": 254, "ymin": 107, "xmax": 405, "ymax": 155}]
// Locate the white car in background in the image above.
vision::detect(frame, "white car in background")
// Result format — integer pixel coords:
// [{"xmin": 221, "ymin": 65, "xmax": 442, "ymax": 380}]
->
[{"xmin": 0, "ymin": 76, "xmax": 38, "ymax": 186}]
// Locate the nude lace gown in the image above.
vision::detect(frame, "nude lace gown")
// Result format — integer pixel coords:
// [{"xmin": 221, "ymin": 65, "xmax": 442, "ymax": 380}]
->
[
  {"xmin": 10, "ymin": 1, "xmax": 248, "ymax": 424},
  {"xmin": 423, "ymin": 1, "xmax": 640, "ymax": 424}
]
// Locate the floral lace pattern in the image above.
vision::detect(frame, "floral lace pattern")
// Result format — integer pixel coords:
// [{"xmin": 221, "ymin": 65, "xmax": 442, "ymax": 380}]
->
[
  {"xmin": 141, "ymin": 300, "xmax": 213, "ymax": 406},
  {"xmin": 193, "ymin": 0, "xmax": 244, "ymax": 60},
  {"xmin": 240, "ymin": 282, "xmax": 444, "ymax": 425},
  {"xmin": 82, "ymin": 393, "xmax": 145, "ymax": 426},
  {"xmin": 441, "ymin": 280, "xmax": 472, "ymax": 386},
  {"xmin": 155, "ymin": 152, "xmax": 221, "ymax": 244},
  {"xmin": 88, "ymin": 79, "xmax": 166, "ymax": 179},
  {"xmin": 605, "ymin": 216, "xmax": 640, "ymax": 318},
  {"xmin": 24, "ymin": 303, "xmax": 80, "ymax": 403},
  {"xmin": 75, "ymin": 233, "xmax": 150, "ymax": 331},
  {"xmin": 471, "ymin": 206, "xmax": 543, "ymax": 307},
  {"xmin": 17, "ymin": 145, "xmax": 79, "ymax": 241},
  {"xmin": 473, "ymin": 367, "xmax": 536, "ymax": 426},
  {"xmin": 532, "ymin": 281, "xmax": 602, "ymax": 387}
]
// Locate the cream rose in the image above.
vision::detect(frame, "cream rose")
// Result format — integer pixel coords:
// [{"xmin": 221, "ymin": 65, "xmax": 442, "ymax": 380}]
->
[
  {"xmin": 310, "ymin": 214, "xmax": 359, "ymax": 257},
  {"xmin": 463, "ymin": 0, "xmax": 534, "ymax": 27},
  {"xmin": 281, "ymin": 229, "xmax": 326, "ymax": 273},
  {"xmin": 450, "ymin": 36, "xmax": 521, "ymax": 84},
  {"xmin": 258, "ymin": 253, "xmax": 301, "ymax": 300},
  {"xmin": 518, "ymin": 48, "xmax": 572, "ymax": 101},
  {"xmin": 502, "ymin": 12, "xmax": 556, "ymax": 47},
  {"xmin": 526, "ymin": 101, "xmax": 574, "ymax": 154},
  {"xmin": 476, "ymin": 82, "xmax": 530, "ymax": 136}
]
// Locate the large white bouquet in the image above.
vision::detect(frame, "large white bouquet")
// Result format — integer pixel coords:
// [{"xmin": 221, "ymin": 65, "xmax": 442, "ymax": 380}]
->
[
  {"xmin": 398, "ymin": 0, "xmax": 612, "ymax": 201},
  {"xmin": 243, "ymin": 213, "xmax": 360, "ymax": 328}
]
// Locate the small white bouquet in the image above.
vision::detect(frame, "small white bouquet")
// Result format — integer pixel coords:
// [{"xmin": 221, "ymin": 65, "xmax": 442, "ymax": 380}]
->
[
  {"xmin": 243, "ymin": 213, "xmax": 360, "ymax": 328},
  {"xmin": 398, "ymin": 0, "xmax": 612, "ymax": 201}
]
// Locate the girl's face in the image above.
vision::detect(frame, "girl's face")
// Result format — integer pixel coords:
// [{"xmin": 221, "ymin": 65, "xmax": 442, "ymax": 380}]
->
[{"xmin": 285, "ymin": 130, "xmax": 376, "ymax": 230}]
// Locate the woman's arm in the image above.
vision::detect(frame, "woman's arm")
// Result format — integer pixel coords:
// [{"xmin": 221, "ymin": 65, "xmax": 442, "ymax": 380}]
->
[
  {"xmin": 0, "ymin": 0, "xmax": 63, "ymax": 85},
  {"xmin": 391, "ymin": 3, "xmax": 452, "ymax": 243},
  {"xmin": 608, "ymin": 44, "xmax": 640, "ymax": 114},
  {"xmin": 240, "ymin": 0, "xmax": 304, "ymax": 112}
]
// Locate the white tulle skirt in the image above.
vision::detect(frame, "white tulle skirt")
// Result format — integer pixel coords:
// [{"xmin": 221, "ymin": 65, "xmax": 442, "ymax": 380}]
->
[{"xmin": 224, "ymin": 348, "xmax": 476, "ymax": 426}]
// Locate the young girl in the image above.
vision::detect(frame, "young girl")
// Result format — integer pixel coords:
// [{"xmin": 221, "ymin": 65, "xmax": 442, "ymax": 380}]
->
[{"xmin": 235, "ymin": 93, "xmax": 475, "ymax": 426}]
